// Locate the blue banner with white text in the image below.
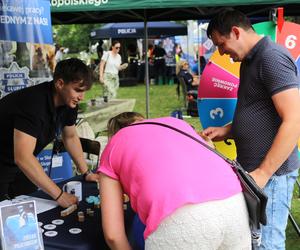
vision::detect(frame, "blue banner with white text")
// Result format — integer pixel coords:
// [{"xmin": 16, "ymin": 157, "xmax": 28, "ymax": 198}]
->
[{"xmin": 0, "ymin": 0, "xmax": 52, "ymax": 44}]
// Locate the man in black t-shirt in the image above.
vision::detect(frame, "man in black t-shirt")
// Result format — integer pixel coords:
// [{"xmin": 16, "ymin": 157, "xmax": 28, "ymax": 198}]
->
[
  {"xmin": 0, "ymin": 58, "xmax": 99, "ymax": 208},
  {"xmin": 153, "ymin": 42, "xmax": 167, "ymax": 85}
]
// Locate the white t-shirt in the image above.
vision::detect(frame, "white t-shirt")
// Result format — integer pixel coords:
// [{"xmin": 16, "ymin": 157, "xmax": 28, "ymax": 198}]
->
[
  {"xmin": 55, "ymin": 50, "xmax": 63, "ymax": 62},
  {"xmin": 102, "ymin": 51, "xmax": 121, "ymax": 75}
]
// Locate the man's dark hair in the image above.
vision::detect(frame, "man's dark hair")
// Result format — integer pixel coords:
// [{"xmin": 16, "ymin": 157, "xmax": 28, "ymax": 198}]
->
[
  {"xmin": 53, "ymin": 58, "xmax": 93, "ymax": 90},
  {"xmin": 207, "ymin": 8, "xmax": 253, "ymax": 38}
]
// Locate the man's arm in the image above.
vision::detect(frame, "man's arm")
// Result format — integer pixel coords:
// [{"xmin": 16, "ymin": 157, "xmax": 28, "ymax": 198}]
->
[
  {"xmin": 14, "ymin": 129, "xmax": 77, "ymax": 207},
  {"xmin": 99, "ymin": 173, "xmax": 131, "ymax": 250},
  {"xmin": 250, "ymin": 88, "xmax": 300, "ymax": 187},
  {"xmin": 61, "ymin": 125, "xmax": 99, "ymax": 182}
]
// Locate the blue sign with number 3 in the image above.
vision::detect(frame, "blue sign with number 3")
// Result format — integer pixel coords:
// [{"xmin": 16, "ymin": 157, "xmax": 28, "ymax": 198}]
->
[{"xmin": 197, "ymin": 98, "xmax": 237, "ymax": 129}]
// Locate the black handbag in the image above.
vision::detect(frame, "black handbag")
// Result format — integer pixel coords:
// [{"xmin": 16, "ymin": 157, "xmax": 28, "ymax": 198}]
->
[
  {"xmin": 130, "ymin": 121, "xmax": 268, "ymax": 229},
  {"xmin": 231, "ymin": 160, "xmax": 267, "ymax": 228}
]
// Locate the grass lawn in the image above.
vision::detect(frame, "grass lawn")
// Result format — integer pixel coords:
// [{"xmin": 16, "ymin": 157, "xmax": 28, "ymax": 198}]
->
[
  {"xmin": 287, "ymin": 187, "xmax": 300, "ymax": 250},
  {"xmin": 85, "ymin": 82, "xmax": 202, "ymax": 130},
  {"xmin": 85, "ymin": 82, "xmax": 300, "ymax": 249}
]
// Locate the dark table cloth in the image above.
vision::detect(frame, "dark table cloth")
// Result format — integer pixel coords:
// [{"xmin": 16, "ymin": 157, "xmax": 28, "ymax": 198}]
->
[{"xmin": 33, "ymin": 176, "xmax": 137, "ymax": 250}]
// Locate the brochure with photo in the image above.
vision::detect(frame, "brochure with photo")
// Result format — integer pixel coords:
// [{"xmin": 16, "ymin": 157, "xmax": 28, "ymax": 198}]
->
[{"xmin": 0, "ymin": 200, "xmax": 44, "ymax": 250}]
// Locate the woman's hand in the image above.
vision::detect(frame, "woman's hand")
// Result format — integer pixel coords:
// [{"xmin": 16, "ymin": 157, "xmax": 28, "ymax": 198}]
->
[
  {"xmin": 192, "ymin": 75, "xmax": 199, "ymax": 86},
  {"xmin": 119, "ymin": 63, "xmax": 128, "ymax": 71}
]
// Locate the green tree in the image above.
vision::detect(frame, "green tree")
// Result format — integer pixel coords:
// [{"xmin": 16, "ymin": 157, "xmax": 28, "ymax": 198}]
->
[{"xmin": 52, "ymin": 23, "xmax": 101, "ymax": 53}]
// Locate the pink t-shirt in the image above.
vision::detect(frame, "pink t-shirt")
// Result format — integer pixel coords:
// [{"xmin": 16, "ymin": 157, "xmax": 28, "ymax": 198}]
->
[{"xmin": 98, "ymin": 117, "xmax": 242, "ymax": 238}]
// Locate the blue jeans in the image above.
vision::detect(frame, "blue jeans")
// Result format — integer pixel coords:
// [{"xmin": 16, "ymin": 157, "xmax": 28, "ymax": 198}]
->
[{"xmin": 257, "ymin": 169, "xmax": 298, "ymax": 250}]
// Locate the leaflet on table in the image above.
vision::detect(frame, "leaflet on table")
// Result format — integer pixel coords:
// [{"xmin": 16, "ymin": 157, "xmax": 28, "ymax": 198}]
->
[
  {"xmin": 0, "ymin": 195, "xmax": 57, "ymax": 214},
  {"xmin": 0, "ymin": 200, "xmax": 44, "ymax": 250}
]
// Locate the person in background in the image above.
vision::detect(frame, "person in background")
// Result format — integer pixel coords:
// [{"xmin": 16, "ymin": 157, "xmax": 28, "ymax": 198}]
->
[
  {"xmin": 96, "ymin": 40, "xmax": 104, "ymax": 65},
  {"xmin": 0, "ymin": 58, "xmax": 99, "ymax": 207},
  {"xmin": 191, "ymin": 56, "xmax": 207, "ymax": 76},
  {"xmin": 98, "ymin": 112, "xmax": 251, "ymax": 250},
  {"xmin": 174, "ymin": 43, "xmax": 184, "ymax": 86},
  {"xmin": 127, "ymin": 43, "xmax": 140, "ymax": 78},
  {"xmin": 127, "ymin": 43, "xmax": 139, "ymax": 64},
  {"xmin": 147, "ymin": 44, "xmax": 155, "ymax": 81},
  {"xmin": 91, "ymin": 40, "xmax": 104, "ymax": 84},
  {"xmin": 165, "ymin": 51, "xmax": 175, "ymax": 85},
  {"xmin": 175, "ymin": 43, "xmax": 183, "ymax": 63},
  {"xmin": 32, "ymin": 47, "xmax": 46, "ymax": 77},
  {"xmin": 199, "ymin": 55, "xmax": 207, "ymax": 74},
  {"xmin": 55, "ymin": 44, "xmax": 64, "ymax": 63},
  {"xmin": 45, "ymin": 44, "xmax": 56, "ymax": 73},
  {"xmin": 99, "ymin": 40, "xmax": 128, "ymax": 101},
  {"xmin": 202, "ymin": 8, "xmax": 300, "ymax": 249},
  {"xmin": 147, "ymin": 44, "xmax": 154, "ymax": 65},
  {"xmin": 176, "ymin": 60, "xmax": 198, "ymax": 92},
  {"xmin": 152, "ymin": 41, "xmax": 167, "ymax": 85}
]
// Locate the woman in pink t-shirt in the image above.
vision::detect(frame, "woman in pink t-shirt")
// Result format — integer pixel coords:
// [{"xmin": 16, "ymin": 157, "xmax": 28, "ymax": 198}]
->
[{"xmin": 97, "ymin": 112, "xmax": 251, "ymax": 250}]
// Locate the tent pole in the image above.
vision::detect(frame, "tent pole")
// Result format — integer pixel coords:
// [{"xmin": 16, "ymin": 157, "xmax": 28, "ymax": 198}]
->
[
  {"xmin": 197, "ymin": 21, "xmax": 201, "ymax": 77},
  {"xmin": 186, "ymin": 22, "xmax": 189, "ymax": 65},
  {"xmin": 144, "ymin": 16, "xmax": 150, "ymax": 118}
]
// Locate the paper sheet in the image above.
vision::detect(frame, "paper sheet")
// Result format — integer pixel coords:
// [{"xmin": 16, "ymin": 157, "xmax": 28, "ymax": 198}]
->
[{"xmin": 0, "ymin": 195, "xmax": 58, "ymax": 214}]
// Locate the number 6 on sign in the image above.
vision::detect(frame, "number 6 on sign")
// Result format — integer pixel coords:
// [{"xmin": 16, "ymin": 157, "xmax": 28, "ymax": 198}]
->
[
  {"xmin": 210, "ymin": 107, "xmax": 224, "ymax": 119},
  {"xmin": 285, "ymin": 35, "xmax": 297, "ymax": 50},
  {"xmin": 277, "ymin": 22, "xmax": 300, "ymax": 60}
]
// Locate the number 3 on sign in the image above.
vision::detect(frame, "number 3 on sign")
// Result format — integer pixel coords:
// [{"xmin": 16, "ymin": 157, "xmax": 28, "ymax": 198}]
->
[{"xmin": 210, "ymin": 107, "xmax": 224, "ymax": 120}]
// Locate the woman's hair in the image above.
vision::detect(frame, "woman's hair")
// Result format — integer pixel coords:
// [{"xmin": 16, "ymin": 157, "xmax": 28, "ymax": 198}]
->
[
  {"xmin": 176, "ymin": 60, "xmax": 188, "ymax": 75},
  {"xmin": 175, "ymin": 43, "xmax": 183, "ymax": 55},
  {"xmin": 110, "ymin": 40, "xmax": 120, "ymax": 50},
  {"xmin": 107, "ymin": 112, "xmax": 144, "ymax": 138}
]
